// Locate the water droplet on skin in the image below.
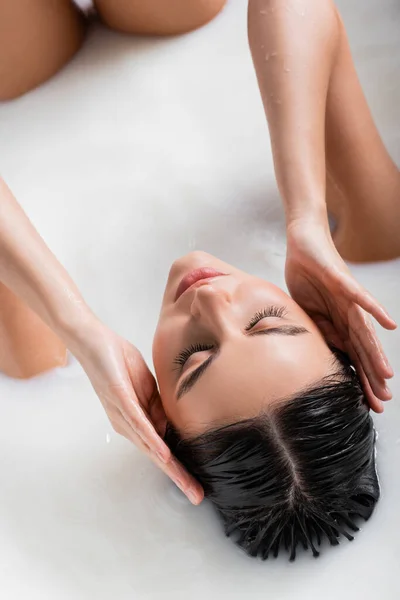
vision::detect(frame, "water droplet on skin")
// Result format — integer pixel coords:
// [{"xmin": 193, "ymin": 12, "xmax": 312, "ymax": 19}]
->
[
  {"xmin": 269, "ymin": 93, "xmax": 282, "ymax": 105},
  {"xmin": 265, "ymin": 53, "xmax": 270, "ymax": 61},
  {"xmin": 285, "ymin": 1, "xmax": 306, "ymax": 16},
  {"xmin": 271, "ymin": 51, "xmax": 278, "ymax": 57},
  {"xmin": 283, "ymin": 57, "xmax": 292, "ymax": 72}
]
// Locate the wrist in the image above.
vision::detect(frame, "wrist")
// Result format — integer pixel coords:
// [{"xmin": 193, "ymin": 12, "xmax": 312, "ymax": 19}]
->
[
  {"xmin": 53, "ymin": 302, "xmax": 104, "ymax": 357},
  {"xmin": 285, "ymin": 203, "xmax": 330, "ymax": 233}
]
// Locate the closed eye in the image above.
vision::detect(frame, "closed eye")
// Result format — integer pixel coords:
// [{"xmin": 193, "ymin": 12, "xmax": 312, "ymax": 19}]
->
[
  {"xmin": 176, "ymin": 320, "xmax": 309, "ymax": 400},
  {"xmin": 173, "ymin": 342, "xmax": 215, "ymax": 371},
  {"xmin": 174, "ymin": 306, "xmax": 286, "ymax": 371},
  {"xmin": 245, "ymin": 305, "xmax": 287, "ymax": 331},
  {"xmin": 177, "ymin": 306, "xmax": 310, "ymax": 400}
]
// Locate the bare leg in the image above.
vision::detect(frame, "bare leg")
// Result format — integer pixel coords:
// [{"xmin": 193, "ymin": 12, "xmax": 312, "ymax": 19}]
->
[
  {"xmin": 0, "ymin": 0, "xmax": 87, "ymax": 100},
  {"xmin": 248, "ymin": 0, "xmax": 400, "ymax": 263},
  {"xmin": 0, "ymin": 283, "xmax": 66, "ymax": 378},
  {"xmin": 94, "ymin": 0, "xmax": 226, "ymax": 36},
  {"xmin": 324, "ymin": 12, "xmax": 400, "ymax": 262}
]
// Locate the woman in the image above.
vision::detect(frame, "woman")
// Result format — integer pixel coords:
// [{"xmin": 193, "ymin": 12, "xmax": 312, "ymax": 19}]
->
[{"xmin": 0, "ymin": 0, "xmax": 397, "ymax": 544}]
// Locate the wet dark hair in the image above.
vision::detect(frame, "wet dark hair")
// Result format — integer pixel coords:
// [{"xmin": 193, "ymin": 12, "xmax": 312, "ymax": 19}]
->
[{"xmin": 166, "ymin": 351, "xmax": 379, "ymax": 561}]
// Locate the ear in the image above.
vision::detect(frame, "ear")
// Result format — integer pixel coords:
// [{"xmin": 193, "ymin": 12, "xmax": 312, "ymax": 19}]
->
[{"xmin": 148, "ymin": 389, "xmax": 169, "ymax": 438}]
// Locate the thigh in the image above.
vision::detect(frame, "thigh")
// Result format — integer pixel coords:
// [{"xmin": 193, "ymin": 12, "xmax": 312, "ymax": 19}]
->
[
  {"xmin": 94, "ymin": 0, "xmax": 226, "ymax": 36},
  {"xmin": 0, "ymin": 0, "xmax": 86, "ymax": 100},
  {"xmin": 0, "ymin": 283, "xmax": 67, "ymax": 378}
]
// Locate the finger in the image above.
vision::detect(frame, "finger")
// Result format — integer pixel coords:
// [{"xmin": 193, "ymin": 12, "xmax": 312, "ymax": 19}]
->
[
  {"xmin": 357, "ymin": 367, "xmax": 384, "ymax": 414},
  {"xmin": 119, "ymin": 419, "xmax": 204, "ymax": 505},
  {"xmin": 337, "ymin": 271, "xmax": 397, "ymax": 330},
  {"xmin": 346, "ymin": 346, "xmax": 384, "ymax": 413},
  {"xmin": 154, "ymin": 455, "xmax": 205, "ymax": 506},
  {"xmin": 349, "ymin": 304, "xmax": 392, "ymax": 380},
  {"xmin": 120, "ymin": 399, "xmax": 171, "ymax": 463},
  {"xmin": 349, "ymin": 305, "xmax": 394, "ymax": 382},
  {"xmin": 312, "ymin": 316, "xmax": 346, "ymax": 350},
  {"xmin": 345, "ymin": 343, "xmax": 385, "ymax": 413},
  {"xmin": 315, "ymin": 311, "xmax": 391, "ymax": 399},
  {"xmin": 313, "ymin": 306, "xmax": 392, "ymax": 398},
  {"xmin": 348, "ymin": 333, "xmax": 391, "ymax": 400}
]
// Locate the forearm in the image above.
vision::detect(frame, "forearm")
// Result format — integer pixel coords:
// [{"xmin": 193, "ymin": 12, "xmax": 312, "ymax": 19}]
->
[
  {"xmin": 248, "ymin": 0, "xmax": 339, "ymax": 225},
  {"xmin": 0, "ymin": 177, "xmax": 98, "ymax": 352}
]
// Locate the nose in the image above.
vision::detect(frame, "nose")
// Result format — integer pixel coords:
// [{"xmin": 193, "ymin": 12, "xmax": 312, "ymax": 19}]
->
[{"xmin": 190, "ymin": 283, "xmax": 233, "ymax": 333}]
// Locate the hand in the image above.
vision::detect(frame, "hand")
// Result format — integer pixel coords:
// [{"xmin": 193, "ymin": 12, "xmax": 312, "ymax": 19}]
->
[
  {"xmin": 285, "ymin": 218, "xmax": 396, "ymax": 413},
  {"xmin": 73, "ymin": 321, "xmax": 204, "ymax": 505}
]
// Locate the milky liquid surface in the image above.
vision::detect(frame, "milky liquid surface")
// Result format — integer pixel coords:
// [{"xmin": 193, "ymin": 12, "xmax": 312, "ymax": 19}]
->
[{"xmin": 0, "ymin": 1, "xmax": 399, "ymax": 598}]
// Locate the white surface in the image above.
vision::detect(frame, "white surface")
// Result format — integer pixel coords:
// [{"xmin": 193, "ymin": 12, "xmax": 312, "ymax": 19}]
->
[{"xmin": 0, "ymin": 1, "xmax": 399, "ymax": 598}]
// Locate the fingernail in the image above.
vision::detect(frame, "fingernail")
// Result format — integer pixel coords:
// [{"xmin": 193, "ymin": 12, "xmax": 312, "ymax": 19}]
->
[
  {"xmin": 383, "ymin": 354, "xmax": 392, "ymax": 368},
  {"xmin": 385, "ymin": 362, "xmax": 394, "ymax": 377},
  {"xmin": 187, "ymin": 488, "xmax": 199, "ymax": 505},
  {"xmin": 384, "ymin": 385, "xmax": 392, "ymax": 399},
  {"xmin": 175, "ymin": 479, "xmax": 186, "ymax": 493}
]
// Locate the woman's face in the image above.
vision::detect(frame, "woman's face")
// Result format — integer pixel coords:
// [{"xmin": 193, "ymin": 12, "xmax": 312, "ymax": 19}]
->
[{"xmin": 153, "ymin": 252, "xmax": 334, "ymax": 436}]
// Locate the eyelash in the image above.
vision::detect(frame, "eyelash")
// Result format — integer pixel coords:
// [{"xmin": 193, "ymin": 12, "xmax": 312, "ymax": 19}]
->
[
  {"xmin": 174, "ymin": 342, "xmax": 215, "ymax": 369},
  {"xmin": 245, "ymin": 305, "xmax": 287, "ymax": 330},
  {"xmin": 174, "ymin": 305, "xmax": 287, "ymax": 370}
]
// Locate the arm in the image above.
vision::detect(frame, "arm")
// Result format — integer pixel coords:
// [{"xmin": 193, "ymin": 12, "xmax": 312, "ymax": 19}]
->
[
  {"xmin": 0, "ymin": 177, "xmax": 95, "ymax": 352},
  {"xmin": 248, "ymin": 0, "xmax": 338, "ymax": 227},
  {"xmin": 0, "ymin": 177, "xmax": 202, "ymax": 504},
  {"xmin": 247, "ymin": 0, "xmax": 396, "ymax": 410}
]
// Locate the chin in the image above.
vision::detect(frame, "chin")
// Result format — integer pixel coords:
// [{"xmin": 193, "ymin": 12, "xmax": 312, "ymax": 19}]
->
[{"xmin": 170, "ymin": 251, "xmax": 216, "ymax": 274}]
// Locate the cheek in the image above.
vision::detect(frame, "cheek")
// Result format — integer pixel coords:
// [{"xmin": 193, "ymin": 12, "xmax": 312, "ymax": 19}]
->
[
  {"xmin": 152, "ymin": 322, "xmax": 177, "ymax": 399},
  {"xmin": 152, "ymin": 324, "xmax": 162, "ymax": 362},
  {"xmin": 152, "ymin": 325, "xmax": 168, "ymax": 377}
]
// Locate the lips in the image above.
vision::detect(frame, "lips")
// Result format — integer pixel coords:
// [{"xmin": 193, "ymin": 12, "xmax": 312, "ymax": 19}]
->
[{"xmin": 175, "ymin": 267, "xmax": 227, "ymax": 301}]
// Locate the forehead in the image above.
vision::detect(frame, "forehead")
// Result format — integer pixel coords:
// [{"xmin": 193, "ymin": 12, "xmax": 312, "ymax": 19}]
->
[{"xmin": 170, "ymin": 328, "xmax": 334, "ymax": 435}]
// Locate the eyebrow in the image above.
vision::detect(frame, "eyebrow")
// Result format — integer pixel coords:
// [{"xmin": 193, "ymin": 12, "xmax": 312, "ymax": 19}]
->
[{"xmin": 176, "ymin": 324, "xmax": 309, "ymax": 400}]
